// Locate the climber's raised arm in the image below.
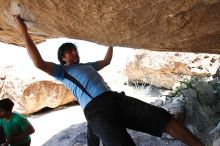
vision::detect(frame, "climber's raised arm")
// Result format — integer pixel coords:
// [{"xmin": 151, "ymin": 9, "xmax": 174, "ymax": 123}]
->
[
  {"xmin": 13, "ymin": 15, "xmax": 54, "ymax": 75},
  {"xmin": 96, "ymin": 46, "xmax": 113, "ymax": 70}
]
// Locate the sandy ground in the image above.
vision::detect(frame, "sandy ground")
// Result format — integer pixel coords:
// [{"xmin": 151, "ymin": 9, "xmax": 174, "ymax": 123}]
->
[{"xmin": 28, "ymin": 105, "xmax": 86, "ymax": 146}]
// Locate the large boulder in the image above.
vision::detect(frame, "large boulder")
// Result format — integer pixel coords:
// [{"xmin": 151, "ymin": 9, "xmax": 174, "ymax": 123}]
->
[
  {"xmin": 125, "ymin": 50, "xmax": 220, "ymax": 89},
  {"xmin": 0, "ymin": 0, "xmax": 220, "ymax": 53},
  {"xmin": 43, "ymin": 122, "xmax": 185, "ymax": 146},
  {"xmin": 0, "ymin": 65, "xmax": 76, "ymax": 115}
]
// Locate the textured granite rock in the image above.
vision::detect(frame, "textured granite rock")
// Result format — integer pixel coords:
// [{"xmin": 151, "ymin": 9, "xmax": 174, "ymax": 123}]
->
[
  {"xmin": 43, "ymin": 122, "xmax": 186, "ymax": 146},
  {"xmin": 0, "ymin": 0, "xmax": 220, "ymax": 53}
]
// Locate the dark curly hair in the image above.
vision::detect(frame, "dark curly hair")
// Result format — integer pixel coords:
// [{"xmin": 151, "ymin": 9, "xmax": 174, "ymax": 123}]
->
[
  {"xmin": 0, "ymin": 98, "xmax": 14, "ymax": 111},
  {"xmin": 57, "ymin": 43, "xmax": 78, "ymax": 65}
]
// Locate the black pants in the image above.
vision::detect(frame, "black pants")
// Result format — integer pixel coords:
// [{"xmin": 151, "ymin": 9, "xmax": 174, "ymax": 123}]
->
[{"xmin": 84, "ymin": 91, "xmax": 172, "ymax": 146}]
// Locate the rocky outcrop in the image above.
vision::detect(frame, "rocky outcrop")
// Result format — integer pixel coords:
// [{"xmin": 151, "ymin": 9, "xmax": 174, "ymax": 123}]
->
[
  {"xmin": 125, "ymin": 50, "xmax": 220, "ymax": 89},
  {"xmin": 0, "ymin": 65, "xmax": 76, "ymax": 115},
  {"xmin": 43, "ymin": 122, "xmax": 185, "ymax": 146},
  {"xmin": 0, "ymin": 1, "xmax": 220, "ymax": 53}
]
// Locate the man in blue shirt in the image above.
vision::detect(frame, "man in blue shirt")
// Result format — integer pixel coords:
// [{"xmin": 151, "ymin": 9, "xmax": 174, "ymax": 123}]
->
[{"xmin": 13, "ymin": 15, "xmax": 204, "ymax": 146}]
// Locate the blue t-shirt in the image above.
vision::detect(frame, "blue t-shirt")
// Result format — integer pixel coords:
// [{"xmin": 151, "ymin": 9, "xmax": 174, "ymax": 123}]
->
[{"xmin": 51, "ymin": 62, "xmax": 111, "ymax": 109}]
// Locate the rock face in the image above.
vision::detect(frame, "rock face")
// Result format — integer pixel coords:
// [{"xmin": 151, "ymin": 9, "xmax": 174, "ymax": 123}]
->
[
  {"xmin": 125, "ymin": 50, "xmax": 220, "ymax": 89},
  {"xmin": 0, "ymin": 0, "xmax": 220, "ymax": 53},
  {"xmin": 43, "ymin": 122, "xmax": 185, "ymax": 146},
  {"xmin": 0, "ymin": 65, "xmax": 75, "ymax": 115}
]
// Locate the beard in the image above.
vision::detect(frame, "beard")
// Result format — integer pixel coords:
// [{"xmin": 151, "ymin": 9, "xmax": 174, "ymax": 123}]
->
[{"xmin": 73, "ymin": 54, "xmax": 80, "ymax": 63}]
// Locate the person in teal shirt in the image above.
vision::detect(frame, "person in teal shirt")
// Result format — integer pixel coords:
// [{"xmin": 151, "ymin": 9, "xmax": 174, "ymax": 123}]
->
[{"xmin": 0, "ymin": 98, "xmax": 35, "ymax": 146}]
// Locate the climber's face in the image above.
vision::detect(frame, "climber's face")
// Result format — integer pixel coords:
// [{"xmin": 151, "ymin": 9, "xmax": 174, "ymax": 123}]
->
[{"xmin": 62, "ymin": 48, "xmax": 80, "ymax": 65}]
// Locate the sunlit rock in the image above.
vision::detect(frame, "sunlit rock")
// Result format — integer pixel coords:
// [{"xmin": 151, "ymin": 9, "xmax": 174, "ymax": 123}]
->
[
  {"xmin": 0, "ymin": 65, "xmax": 75, "ymax": 115},
  {"xmin": 125, "ymin": 50, "xmax": 220, "ymax": 89},
  {"xmin": 0, "ymin": 0, "xmax": 220, "ymax": 53}
]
